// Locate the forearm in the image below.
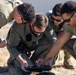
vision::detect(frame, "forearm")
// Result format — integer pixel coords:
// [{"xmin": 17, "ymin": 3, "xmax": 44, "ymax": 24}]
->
[
  {"xmin": 45, "ymin": 32, "xmax": 72, "ymax": 60},
  {"xmin": 7, "ymin": 46, "xmax": 21, "ymax": 59},
  {"xmin": 16, "ymin": 54, "xmax": 25, "ymax": 64},
  {"xmin": 45, "ymin": 40, "xmax": 64, "ymax": 60},
  {"xmin": 8, "ymin": 46, "xmax": 27, "ymax": 65}
]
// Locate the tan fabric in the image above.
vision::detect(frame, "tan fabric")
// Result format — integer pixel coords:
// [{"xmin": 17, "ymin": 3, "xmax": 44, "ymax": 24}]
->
[
  {"xmin": 0, "ymin": 12, "xmax": 7, "ymax": 27},
  {"xmin": 0, "ymin": 0, "xmax": 13, "ymax": 27},
  {"xmin": 65, "ymin": 25, "xmax": 76, "ymax": 35},
  {"xmin": 0, "ymin": 0, "xmax": 22, "ymax": 27}
]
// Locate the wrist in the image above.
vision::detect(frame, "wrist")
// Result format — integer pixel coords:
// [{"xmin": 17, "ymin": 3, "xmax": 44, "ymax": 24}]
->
[
  {"xmin": 16, "ymin": 54, "xmax": 25, "ymax": 64},
  {"xmin": 45, "ymin": 57, "xmax": 49, "ymax": 61}
]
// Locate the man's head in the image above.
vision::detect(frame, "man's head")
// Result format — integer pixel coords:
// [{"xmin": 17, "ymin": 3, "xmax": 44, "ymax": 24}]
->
[
  {"xmin": 50, "ymin": 3, "xmax": 63, "ymax": 26},
  {"xmin": 32, "ymin": 13, "xmax": 48, "ymax": 35},
  {"xmin": 13, "ymin": 3, "xmax": 35, "ymax": 24},
  {"xmin": 61, "ymin": 1, "xmax": 76, "ymax": 26}
]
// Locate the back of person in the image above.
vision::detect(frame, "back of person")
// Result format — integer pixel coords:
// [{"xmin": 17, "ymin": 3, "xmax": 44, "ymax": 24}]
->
[{"xmin": 0, "ymin": 0, "xmax": 22, "ymax": 28}]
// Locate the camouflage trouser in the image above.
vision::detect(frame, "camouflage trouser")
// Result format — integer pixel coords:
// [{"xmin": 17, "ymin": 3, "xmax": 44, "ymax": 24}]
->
[{"xmin": 64, "ymin": 38, "xmax": 76, "ymax": 59}]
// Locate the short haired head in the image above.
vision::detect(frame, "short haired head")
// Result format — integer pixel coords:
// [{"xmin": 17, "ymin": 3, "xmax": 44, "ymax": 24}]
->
[
  {"xmin": 49, "ymin": 3, "xmax": 62, "ymax": 26},
  {"xmin": 52, "ymin": 3, "xmax": 62, "ymax": 16},
  {"xmin": 33, "ymin": 13, "xmax": 48, "ymax": 30},
  {"xmin": 17, "ymin": 3, "xmax": 35, "ymax": 23},
  {"xmin": 61, "ymin": 1, "xmax": 76, "ymax": 15}
]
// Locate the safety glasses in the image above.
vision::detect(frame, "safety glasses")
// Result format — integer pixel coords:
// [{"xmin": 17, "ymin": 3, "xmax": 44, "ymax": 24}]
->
[
  {"xmin": 51, "ymin": 16, "xmax": 62, "ymax": 22},
  {"xmin": 63, "ymin": 12, "xmax": 76, "ymax": 22}
]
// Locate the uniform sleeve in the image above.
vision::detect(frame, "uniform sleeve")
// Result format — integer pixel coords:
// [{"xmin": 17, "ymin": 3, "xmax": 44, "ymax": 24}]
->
[
  {"xmin": 7, "ymin": 28, "xmax": 21, "ymax": 59},
  {"xmin": 0, "ymin": 12, "xmax": 7, "ymax": 28},
  {"xmin": 64, "ymin": 25, "xmax": 73, "ymax": 35}
]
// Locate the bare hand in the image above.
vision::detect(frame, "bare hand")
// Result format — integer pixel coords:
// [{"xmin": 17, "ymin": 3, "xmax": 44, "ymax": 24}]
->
[
  {"xmin": 36, "ymin": 58, "xmax": 46, "ymax": 66},
  {"xmin": 37, "ymin": 57, "xmax": 54, "ymax": 67},
  {"xmin": 16, "ymin": 55, "xmax": 28, "ymax": 72},
  {"xmin": 0, "ymin": 40, "xmax": 6, "ymax": 48},
  {"xmin": 21, "ymin": 59, "xmax": 28, "ymax": 72}
]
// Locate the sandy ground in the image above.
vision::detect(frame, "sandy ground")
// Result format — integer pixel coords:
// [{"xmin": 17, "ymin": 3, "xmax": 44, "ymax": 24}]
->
[{"xmin": 0, "ymin": 24, "xmax": 76, "ymax": 75}]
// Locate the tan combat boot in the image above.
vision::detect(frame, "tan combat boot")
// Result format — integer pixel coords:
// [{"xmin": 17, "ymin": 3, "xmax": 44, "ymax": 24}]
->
[{"xmin": 64, "ymin": 49, "xmax": 75, "ymax": 69}]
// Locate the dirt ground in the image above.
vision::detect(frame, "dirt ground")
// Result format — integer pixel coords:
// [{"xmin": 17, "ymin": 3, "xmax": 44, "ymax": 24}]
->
[{"xmin": 0, "ymin": 24, "xmax": 76, "ymax": 75}]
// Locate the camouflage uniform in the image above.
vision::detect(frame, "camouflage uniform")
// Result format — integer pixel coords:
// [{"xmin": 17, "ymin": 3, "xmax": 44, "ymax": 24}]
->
[{"xmin": 7, "ymin": 22, "xmax": 56, "ymax": 75}]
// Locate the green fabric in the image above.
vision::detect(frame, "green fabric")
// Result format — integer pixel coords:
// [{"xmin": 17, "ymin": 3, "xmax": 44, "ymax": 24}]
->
[
  {"xmin": 7, "ymin": 22, "xmax": 56, "ymax": 60},
  {"xmin": 0, "ymin": 12, "xmax": 7, "ymax": 27},
  {"xmin": 65, "ymin": 25, "xmax": 76, "ymax": 35}
]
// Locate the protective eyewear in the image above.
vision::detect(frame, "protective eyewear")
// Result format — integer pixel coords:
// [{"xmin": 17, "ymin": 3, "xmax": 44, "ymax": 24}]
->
[
  {"xmin": 63, "ymin": 12, "xmax": 76, "ymax": 22},
  {"xmin": 51, "ymin": 16, "xmax": 62, "ymax": 22}
]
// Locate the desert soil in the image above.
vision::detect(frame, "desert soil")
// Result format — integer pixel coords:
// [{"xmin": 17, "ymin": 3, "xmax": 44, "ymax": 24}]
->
[{"xmin": 0, "ymin": 24, "xmax": 76, "ymax": 75}]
